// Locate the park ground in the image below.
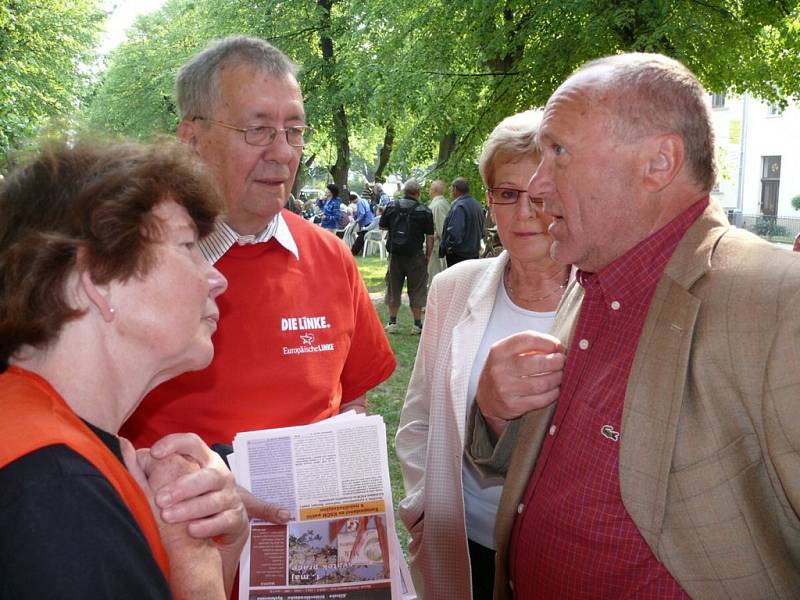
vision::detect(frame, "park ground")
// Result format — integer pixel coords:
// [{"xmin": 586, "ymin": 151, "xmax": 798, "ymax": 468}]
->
[{"xmin": 355, "ymin": 255, "xmax": 419, "ymax": 552}]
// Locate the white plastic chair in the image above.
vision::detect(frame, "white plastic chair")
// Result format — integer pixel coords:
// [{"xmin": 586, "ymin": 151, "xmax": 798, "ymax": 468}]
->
[
  {"xmin": 341, "ymin": 221, "xmax": 358, "ymax": 249},
  {"xmin": 362, "ymin": 229, "xmax": 387, "ymax": 259}
]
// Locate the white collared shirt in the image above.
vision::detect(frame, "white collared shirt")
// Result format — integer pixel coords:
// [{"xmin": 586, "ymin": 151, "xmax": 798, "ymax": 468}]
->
[{"xmin": 199, "ymin": 212, "xmax": 300, "ymax": 265}]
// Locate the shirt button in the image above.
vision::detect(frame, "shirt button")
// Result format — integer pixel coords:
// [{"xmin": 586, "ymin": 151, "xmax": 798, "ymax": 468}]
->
[
  {"xmin": 517, "ymin": 503, "xmax": 524, "ymax": 514},
  {"xmin": 549, "ymin": 425, "xmax": 557, "ymax": 436},
  {"xmin": 611, "ymin": 300, "xmax": 621, "ymax": 310},
  {"xmin": 579, "ymin": 338, "xmax": 589, "ymax": 350},
  {"xmin": 509, "ymin": 580, "xmax": 514, "ymax": 591}
]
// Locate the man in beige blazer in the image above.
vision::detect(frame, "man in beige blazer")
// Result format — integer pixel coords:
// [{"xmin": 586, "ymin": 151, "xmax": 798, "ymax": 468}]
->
[
  {"xmin": 426, "ymin": 179, "xmax": 450, "ymax": 286},
  {"xmin": 469, "ymin": 53, "xmax": 800, "ymax": 598}
]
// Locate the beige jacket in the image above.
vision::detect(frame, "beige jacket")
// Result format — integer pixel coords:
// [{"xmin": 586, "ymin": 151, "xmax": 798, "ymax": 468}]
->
[
  {"xmin": 427, "ymin": 194, "xmax": 450, "ymax": 284},
  {"xmin": 470, "ymin": 202, "xmax": 800, "ymax": 599},
  {"xmin": 397, "ymin": 254, "xmax": 510, "ymax": 600}
]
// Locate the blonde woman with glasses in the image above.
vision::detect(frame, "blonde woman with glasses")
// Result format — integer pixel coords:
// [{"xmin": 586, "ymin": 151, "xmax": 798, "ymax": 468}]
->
[{"xmin": 396, "ymin": 110, "xmax": 570, "ymax": 599}]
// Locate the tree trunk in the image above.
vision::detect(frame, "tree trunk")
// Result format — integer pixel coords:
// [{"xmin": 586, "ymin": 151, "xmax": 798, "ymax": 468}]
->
[
  {"xmin": 330, "ymin": 103, "xmax": 350, "ymax": 191},
  {"xmin": 374, "ymin": 123, "xmax": 395, "ymax": 182},
  {"xmin": 318, "ymin": 0, "xmax": 350, "ymax": 194},
  {"xmin": 292, "ymin": 153, "xmax": 316, "ymax": 197},
  {"xmin": 436, "ymin": 131, "xmax": 457, "ymax": 169}
]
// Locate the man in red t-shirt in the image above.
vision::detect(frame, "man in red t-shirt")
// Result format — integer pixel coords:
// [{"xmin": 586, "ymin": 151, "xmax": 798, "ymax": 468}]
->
[
  {"xmin": 468, "ymin": 53, "xmax": 800, "ymax": 598},
  {"xmin": 121, "ymin": 37, "xmax": 396, "ymax": 521}
]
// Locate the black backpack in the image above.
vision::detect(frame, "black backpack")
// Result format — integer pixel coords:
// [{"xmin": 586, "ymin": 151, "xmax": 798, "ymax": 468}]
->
[{"xmin": 387, "ymin": 200, "xmax": 418, "ymax": 256}]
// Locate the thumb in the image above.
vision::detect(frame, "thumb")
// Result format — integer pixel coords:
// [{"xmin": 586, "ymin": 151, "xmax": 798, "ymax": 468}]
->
[
  {"xmin": 120, "ymin": 437, "xmax": 151, "ymax": 496},
  {"xmin": 237, "ymin": 485, "xmax": 292, "ymax": 524}
]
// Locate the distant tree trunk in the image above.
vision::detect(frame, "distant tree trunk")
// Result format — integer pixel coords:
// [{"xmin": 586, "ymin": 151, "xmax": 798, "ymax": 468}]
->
[
  {"xmin": 329, "ymin": 104, "xmax": 350, "ymax": 190},
  {"xmin": 318, "ymin": 0, "xmax": 350, "ymax": 193},
  {"xmin": 373, "ymin": 123, "xmax": 395, "ymax": 182},
  {"xmin": 436, "ymin": 131, "xmax": 457, "ymax": 169},
  {"xmin": 292, "ymin": 153, "xmax": 316, "ymax": 197}
]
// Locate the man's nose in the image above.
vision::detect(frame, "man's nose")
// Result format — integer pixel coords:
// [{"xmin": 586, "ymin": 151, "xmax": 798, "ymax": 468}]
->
[
  {"xmin": 527, "ymin": 159, "xmax": 552, "ymax": 198},
  {"xmin": 261, "ymin": 130, "xmax": 296, "ymax": 162}
]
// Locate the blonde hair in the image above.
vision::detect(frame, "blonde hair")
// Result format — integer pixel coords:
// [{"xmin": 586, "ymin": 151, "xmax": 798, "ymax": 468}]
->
[{"xmin": 478, "ymin": 110, "xmax": 541, "ymax": 189}]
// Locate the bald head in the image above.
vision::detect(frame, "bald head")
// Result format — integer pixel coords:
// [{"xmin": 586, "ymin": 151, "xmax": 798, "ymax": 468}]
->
[
  {"xmin": 428, "ymin": 179, "xmax": 444, "ymax": 198},
  {"xmin": 559, "ymin": 53, "xmax": 716, "ymax": 192}
]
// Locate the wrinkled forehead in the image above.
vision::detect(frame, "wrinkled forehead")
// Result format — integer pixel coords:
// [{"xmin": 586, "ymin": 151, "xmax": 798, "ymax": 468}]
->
[
  {"xmin": 215, "ymin": 64, "xmax": 304, "ymax": 111},
  {"xmin": 541, "ymin": 69, "xmax": 617, "ymax": 133}
]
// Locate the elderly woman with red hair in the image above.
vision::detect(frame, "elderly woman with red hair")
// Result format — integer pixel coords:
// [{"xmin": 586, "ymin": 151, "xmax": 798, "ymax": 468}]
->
[{"xmin": 0, "ymin": 139, "xmax": 249, "ymax": 598}]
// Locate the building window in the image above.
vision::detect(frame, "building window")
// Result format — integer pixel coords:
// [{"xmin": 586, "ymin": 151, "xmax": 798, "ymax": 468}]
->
[
  {"xmin": 760, "ymin": 156, "xmax": 781, "ymax": 217},
  {"xmin": 767, "ymin": 102, "xmax": 783, "ymax": 116},
  {"xmin": 711, "ymin": 93, "xmax": 726, "ymax": 109}
]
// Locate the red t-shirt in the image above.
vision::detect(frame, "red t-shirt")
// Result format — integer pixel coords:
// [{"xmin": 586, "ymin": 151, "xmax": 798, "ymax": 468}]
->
[
  {"xmin": 122, "ymin": 212, "xmax": 396, "ymax": 447},
  {"xmin": 509, "ymin": 198, "xmax": 708, "ymax": 598}
]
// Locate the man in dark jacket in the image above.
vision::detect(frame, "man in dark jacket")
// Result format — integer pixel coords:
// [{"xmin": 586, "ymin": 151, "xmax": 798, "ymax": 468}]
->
[{"xmin": 440, "ymin": 177, "xmax": 484, "ymax": 266}]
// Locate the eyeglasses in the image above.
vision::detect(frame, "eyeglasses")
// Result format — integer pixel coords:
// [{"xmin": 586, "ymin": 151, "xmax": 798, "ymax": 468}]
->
[
  {"xmin": 488, "ymin": 187, "xmax": 544, "ymax": 209},
  {"xmin": 192, "ymin": 117, "xmax": 312, "ymax": 147}
]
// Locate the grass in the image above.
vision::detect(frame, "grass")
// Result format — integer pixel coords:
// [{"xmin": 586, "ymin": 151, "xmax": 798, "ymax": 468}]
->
[
  {"xmin": 355, "ymin": 255, "xmax": 389, "ymax": 293},
  {"xmin": 355, "ymin": 255, "xmax": 420, "ymax": 553}
]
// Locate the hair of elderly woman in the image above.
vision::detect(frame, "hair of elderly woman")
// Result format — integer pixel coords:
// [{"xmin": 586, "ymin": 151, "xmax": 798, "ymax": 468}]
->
[
  {"xmin": 176, "ymin": 35, "xmax": 298, "ymax": 121},
  {"xmin": 0, "ymin": 138, "xmax": 223, "ymax": 371},
  {"xmin": 478, "ymin": 110, "xmax": 541, "ymax": 189}
]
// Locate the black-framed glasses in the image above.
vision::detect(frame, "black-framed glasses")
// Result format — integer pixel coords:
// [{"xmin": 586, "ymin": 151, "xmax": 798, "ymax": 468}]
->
[
  {"xmin": 488, "ymin": 187, "xmax": 544, "ymax": 209},
  {"xmin": 192, "ymin": 117, "xmax": 312, "ymax": 147}
]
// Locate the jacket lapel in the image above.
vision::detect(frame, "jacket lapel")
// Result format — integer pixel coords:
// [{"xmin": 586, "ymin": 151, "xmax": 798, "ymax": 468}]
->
[
  {"xmin": 619, "ymin": 203, "xmax": 730, "ymax": 552},
  {"xmin": 450, "ymin": 254, "xmax": 508, "ymax": 443}
]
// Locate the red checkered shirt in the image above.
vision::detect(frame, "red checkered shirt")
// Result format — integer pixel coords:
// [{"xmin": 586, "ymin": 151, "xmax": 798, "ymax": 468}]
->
[{"xmin": 509, "ymin": 197, "xmax": 709, "ymax": 598}]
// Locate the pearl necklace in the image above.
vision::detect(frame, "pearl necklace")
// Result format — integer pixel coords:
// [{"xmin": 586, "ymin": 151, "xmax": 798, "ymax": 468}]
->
[{"xmin": 504, "ymin": 263, "xmax": 568, "ymax": 304}]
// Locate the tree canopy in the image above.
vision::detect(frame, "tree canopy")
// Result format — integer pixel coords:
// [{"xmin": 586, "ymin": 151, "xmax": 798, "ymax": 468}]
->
[
  {"xmin": 0, "ymin": 0, "xmax": 104, "ymax": 166},
  {"xmin": 66, "ymin": 1, "xmax": 800, "ymax": 193}
]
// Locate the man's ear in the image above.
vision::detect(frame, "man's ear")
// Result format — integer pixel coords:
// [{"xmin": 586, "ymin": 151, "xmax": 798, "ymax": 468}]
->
[
  {"xmin": 642, "ymin": 133, "xmax": 684, "ymax": 193},
  {"xmin": 176, "ymin": 119, "xmax": 199, "ymax": 151},
  {"xmin": 78, "ymin": 256, "xmax": 115, "ymax": 323}
]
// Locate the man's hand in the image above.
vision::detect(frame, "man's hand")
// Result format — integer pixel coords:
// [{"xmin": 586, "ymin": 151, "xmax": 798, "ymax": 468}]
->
[
  {"xmin": 238, "ymin": 486, "xmax": 291, "ymax": 523},
  {"xmin": 340, "ymin": 393, "xmax": 367, "ymax": 415},
  {"xmin": 476, "ymin": 331, "xmax": 565, "ymax": 436}
]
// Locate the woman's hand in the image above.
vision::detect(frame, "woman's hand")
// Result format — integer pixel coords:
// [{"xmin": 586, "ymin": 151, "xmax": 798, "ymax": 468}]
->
[
  {"xmin": 148, "ymin": 434, "xmax": 248, "ymax": 547},
  {"xmin": 124, "ymin": 433, "xmax": 249, "ymax": 598},
  {"xmin": 121, "ymin": 437, "xmax": 227, "ymax": 599},
  {"xmin": 475, "ymin": 331, "xmax": 565, "ymax": 436}
]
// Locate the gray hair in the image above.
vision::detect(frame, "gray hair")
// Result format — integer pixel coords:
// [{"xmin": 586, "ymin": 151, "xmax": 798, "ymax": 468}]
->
[
  {"xmin": 451, "ymin": 177, "xmax": 470, "ymax": 195},
  {"xmin": 578, "ymin": 53, "xmax": 716, "ymax": 192},
  {"xmin": 478, "ymin": 110, "xmax": 540, "ymax": 189},
  {"xmin": 176, "ymin": 36, "xmax": 298, "ymax": 120},
  {"xmin": 403, "ymin": 179, "xmax": 421, "ymax": 196}
]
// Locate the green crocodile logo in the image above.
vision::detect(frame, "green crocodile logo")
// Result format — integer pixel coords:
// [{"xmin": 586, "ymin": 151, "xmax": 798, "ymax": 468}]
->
[{"xmin": 600, "ymin": 424, "xmax": 620, "ymax": 442}]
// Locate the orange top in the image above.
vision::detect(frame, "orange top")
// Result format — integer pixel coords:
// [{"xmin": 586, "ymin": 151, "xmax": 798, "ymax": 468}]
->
[{"xmin": 0, "ymin": 366, "xmax": 169, "ymax": 578}]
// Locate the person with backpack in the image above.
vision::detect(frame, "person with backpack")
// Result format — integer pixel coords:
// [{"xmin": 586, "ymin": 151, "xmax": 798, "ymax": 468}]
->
[{"xmin": 379, "ymin": 179, "xmax": 434, "ymax": 334}]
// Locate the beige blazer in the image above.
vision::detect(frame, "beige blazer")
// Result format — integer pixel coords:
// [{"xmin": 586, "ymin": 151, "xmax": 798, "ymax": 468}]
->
[
  {"xmin": 396, "ymin": 253, "xmax": 510, "ymax": 600},
  {"xmin": 471, "ymin": 202, "xmax": 800, "ymax": 599},
  {"xmin": 427, "ymin": 195, "xmax": 450, "ymax": 284}
]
